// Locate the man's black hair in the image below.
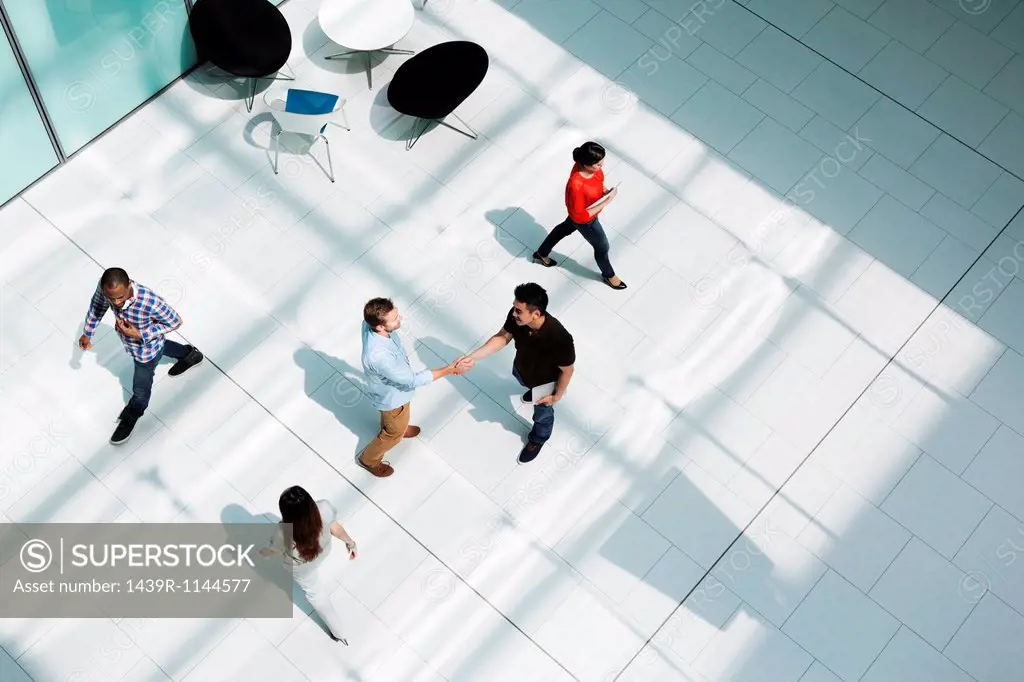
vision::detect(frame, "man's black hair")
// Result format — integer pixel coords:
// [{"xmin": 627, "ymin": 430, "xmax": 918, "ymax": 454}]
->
[
  {"xmin": 100, "ymin": 267, "xmax": 130, "ymax": 289},
  {"xmin": 514, "ymin": 283, "xmax": 548, "ymax": 314}
]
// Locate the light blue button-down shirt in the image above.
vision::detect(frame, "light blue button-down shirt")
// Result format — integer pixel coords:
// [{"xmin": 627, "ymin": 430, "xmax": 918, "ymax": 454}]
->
[{"xmin": 361, "ymin": 321, "xmax": 433, "ymax": 411}]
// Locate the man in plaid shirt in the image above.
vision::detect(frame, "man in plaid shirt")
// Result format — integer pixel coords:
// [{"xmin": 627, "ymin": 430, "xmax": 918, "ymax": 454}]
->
[{"xmin": 78, "ymin": 267, "xmax": 203, "ymax": 444}]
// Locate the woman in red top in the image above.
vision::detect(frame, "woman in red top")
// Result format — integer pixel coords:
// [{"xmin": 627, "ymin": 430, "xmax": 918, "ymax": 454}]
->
[{"xmin": 533, "ymin": 142, "xmax": 626, "ymax": 289}]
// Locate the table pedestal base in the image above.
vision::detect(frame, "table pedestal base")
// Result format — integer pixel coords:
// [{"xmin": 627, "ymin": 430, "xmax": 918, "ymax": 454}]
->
[{"xmin": 325, "ymin": 48, "xmax": 415, "ymax": 89}]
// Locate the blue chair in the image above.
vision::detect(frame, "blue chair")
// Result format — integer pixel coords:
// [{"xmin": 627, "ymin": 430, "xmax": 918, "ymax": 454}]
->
[{"xmin": 263, "ymin": 88, "xmax": 350, "ymax": 182}]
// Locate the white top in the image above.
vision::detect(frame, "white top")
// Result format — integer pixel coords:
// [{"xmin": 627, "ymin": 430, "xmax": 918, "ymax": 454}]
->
[
  {"xmin": 318, "ymin": 0, "xmax": 415, "ymax": 51},
  {"xmin": 270, "ymin": 499, "xmax": 338, "ymax": 587}
]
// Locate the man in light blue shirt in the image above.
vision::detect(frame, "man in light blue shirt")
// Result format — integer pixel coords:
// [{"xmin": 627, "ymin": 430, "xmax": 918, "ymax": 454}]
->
[{"xmin": 358, "ymin": 297, "xmax": 467, "ymax": 477}]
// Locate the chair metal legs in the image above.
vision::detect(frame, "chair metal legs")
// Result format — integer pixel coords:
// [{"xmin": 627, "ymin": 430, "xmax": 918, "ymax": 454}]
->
[
  {"xmin": 271, "ymin": 131, "xmax": 342, "ymax": 182},
  {"xmin": 437, "ymin": 112, "xmax": 478, "ymax": 140},
  {"xmin": 405, "ymin": 112, "xmax": 478, "ymax": 150},
  {"xmin": 272, "ymin": 129, "xmax": 280, "ymax": 173},
  {"xmin": 325, "ymin": 48, "xmax": 415, "ymax": 90},
  {"xmin": 321, "ymin": 136, "xmax": 335, "ymax": 183},
  {"xmin": 243, "ymin": 69, "xmax": 295, "ymax": 112}
]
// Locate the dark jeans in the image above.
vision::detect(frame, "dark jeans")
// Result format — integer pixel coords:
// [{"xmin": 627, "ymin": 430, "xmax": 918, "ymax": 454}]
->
[
  {"xmin": 126, "ymin": 340, "xmax": 190, "ymax": 417},
  {"xmin": 513, "ymin": 366, "xmax": 554, "ymax": 446},
  {"xmin": 537, "ymin": 216, "xmax": 615, "ymax": 279}
]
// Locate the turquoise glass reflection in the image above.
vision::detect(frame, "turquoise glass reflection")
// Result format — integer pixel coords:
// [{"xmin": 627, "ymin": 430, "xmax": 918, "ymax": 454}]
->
[
  {"xmin": 4, "ymin": 0, "xmax": 197, "ymax": 155},
  {"xmin": 0, "ymin": 33, "xmax": 58, "ymax": 205}
]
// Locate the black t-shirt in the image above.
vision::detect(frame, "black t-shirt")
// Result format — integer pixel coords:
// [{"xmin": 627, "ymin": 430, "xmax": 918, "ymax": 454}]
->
[{"xmin": 503, "ymin": 309, "xmax": 575, "ymax": 388}]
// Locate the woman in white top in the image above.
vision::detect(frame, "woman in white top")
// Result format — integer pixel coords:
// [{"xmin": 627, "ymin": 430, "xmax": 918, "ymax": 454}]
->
[{"xmin": 259, "ymin": 485, "xmax": 357, "ymax": 643}]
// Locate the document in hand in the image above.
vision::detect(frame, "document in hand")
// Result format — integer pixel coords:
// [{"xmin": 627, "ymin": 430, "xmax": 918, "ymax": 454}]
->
[
  {"xmin": 585, "ymin": 183, "xmax": 620, "ymax": 213},
  {"xmin": 523, "ymin": 381, "xmax": 556, "ymax": 403}
]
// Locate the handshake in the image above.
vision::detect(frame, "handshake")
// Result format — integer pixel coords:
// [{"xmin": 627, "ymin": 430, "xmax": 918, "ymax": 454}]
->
[{"xmin": 446, "ymin": 355, "xmax": 475, "ymax": 376}]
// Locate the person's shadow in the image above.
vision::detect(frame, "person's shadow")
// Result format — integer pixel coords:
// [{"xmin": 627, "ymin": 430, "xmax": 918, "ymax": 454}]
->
[
  {"xmin": 485, "ymin": 208, "xmax": 598, "ymax": 282},
  {"xmin": 295, "ymin": 348, "xmax": 378, "ymax": 462},
  {"xmin": 68, "ymin": 327, "xmax": 135, "ymax": 396},
  {"xmin": 417, "ymin": 335, "xmax": 528, "ymax": 439}
]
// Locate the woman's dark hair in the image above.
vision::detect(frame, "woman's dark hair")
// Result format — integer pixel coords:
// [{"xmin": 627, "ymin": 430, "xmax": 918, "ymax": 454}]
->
[
  {"xmin": 279, "ymin": 486, "xmax": 323, "ymax": 563},
  {"xmin": 572, "ymin": 141, "xmax": 605, "ymax": 167},
  {"xmin": 514, "ymin": 282, "xmax": 548, "ymax": 314}
]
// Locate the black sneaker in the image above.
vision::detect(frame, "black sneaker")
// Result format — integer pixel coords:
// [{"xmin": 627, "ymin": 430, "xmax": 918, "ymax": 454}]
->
[
  {"xmin": 521, "ymin": 389, "xmax": 532, "ymax": 403},
  {"xmin": 110, "ymin": 413, "xmax": 139, "ymax": 445},
  {"xmin": 116, "ymin": 405, "xmax": 131, "ymax": 423},
  {"xmin": 518, "ymin": 442, "xmax": 542, "ymax": 464},
  {"xmin": 168, "ymin": 346, "xmax": 203, "ymax": 377}
]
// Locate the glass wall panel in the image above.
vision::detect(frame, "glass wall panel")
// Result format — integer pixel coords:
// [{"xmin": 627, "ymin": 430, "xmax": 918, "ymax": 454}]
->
[
  {"xmin": 4, "ymin": 0, "xmax": 196, "ymax": 155},
  {"xmin": 0, "ymin": 30, "xmax": 58, "ymax": 205}
]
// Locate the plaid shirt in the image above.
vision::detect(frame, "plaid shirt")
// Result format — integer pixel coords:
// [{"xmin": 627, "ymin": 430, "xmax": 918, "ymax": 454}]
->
[{"xmin": 82, "ymin": 281, "xmax": 182, "ymax": 363}]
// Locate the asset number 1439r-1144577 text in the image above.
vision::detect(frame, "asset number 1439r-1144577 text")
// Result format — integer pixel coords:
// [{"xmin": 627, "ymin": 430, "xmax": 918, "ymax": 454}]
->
[{"xmin": 126, "ymin": 578, "xmax": 251, "ymax": 593}]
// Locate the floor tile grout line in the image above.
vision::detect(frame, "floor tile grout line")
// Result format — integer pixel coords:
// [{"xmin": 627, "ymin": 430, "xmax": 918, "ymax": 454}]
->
[
  {"xmin": 729, "ymin": 0, "xmax": 1024, "ymax": 186},
  {"xmin": 611, "ymin": 187, "xmax": 1024, "ymax": 682}
]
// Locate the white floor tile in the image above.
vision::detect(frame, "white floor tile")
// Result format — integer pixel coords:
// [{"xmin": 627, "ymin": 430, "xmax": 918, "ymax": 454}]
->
[
  {"xmin": 564, "ymin": 10, "xmax": 653, "ymax": 79},
  {"xmin": 736, "ymin": 26, "xmax": 822, "ymax": 93},
  {"xmin": 972, "ymin": 171, "xmax": 1024, "ymax": 229},
  {"xmin": 953, "ymin": 503, "xmax": 1024, "ymax": 617},
  {"xmin": 870, "ymin": 538, "xmax": 979, "ymax": 648},
  {"xmin": 695, "ymin": 606, "xmax": 813, "ymax": 682},
  {"xmin": 619, "ymin": 53, "xmax": 708, "ymax": 119},
  {"xmin": 963, "ymin": 425, "xmax": 1024, "ymax": 523},
  {"xmin": 686, "ymin": 43, "xmax": 759, "ymax": 95},
  {"xmin": 944, "ymin": 592, "xmax": 1024, "ymax": 682},
  {"xmin": 918, "ymin": 76, "xmax": 1010, "ymax": 148},
  {"xmin": 868, "ymin": 0, "xmax": 955, "ymax": 53},
  {"xmin": 862, "ymin": 626, "xmax": 974, "ymax": 682},
  {"xmin": 729, "ymin": 117, "xmax": 823, "ymax": 194},
  {"xmin": 671, "ymin": 81, "xmax": 765, "ymax": 154},
  {"xmin": 746, "ymin": 0, "xmax": 834, "ymax": 37},
  {"xmin": 848, "ymin": 195, "xmax": 946, "ymax": 278},
  {"xmin": 804, "ymin": 6, "xmax": 891, "ymax": 71},
  {"xmin": 979, "ymin": 111, "xmax": 1024, "ymax": 179},
  {"xmin": 783, "ymin": 571, "xmax": 900, "ymax": 681},
  {"xmin": 856, "ymin": 97, "xmax": 942, "ymax": 170},
  {"xmin": 970, "ymin": 349, "xmax": 1024, "ymax": 435},
  {"xmin": 798, "ymin": 484, "xmax": 911, "ymax": 592},
  {"xmin": 642, "ymin": 462, "xmax": 756, "ymax": 568},
  {"xmin": 890, "ymin": 382, "xmax": 1000, "ymax": 474},
  {"xmin": 859, "ymin": 41, "xmax": 950, "ymax": 110},
  {"xmin": 882, "ymin": 454, "xmax": 992, "ymax": 559},
  {"xmin": 712, "ymin": 524, "xmax": 828, "ymax": 627},
  {"xmin": 924, "ymin": 20, "xmax": 1014, "ymax": 91},
  {"xmin": 859, "ymin": 155, "xmax": 935, "ymax": 211}
]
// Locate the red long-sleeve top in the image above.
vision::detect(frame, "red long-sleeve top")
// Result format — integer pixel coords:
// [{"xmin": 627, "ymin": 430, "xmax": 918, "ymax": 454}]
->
[{"xmin": 565, "ymin": 163, "xmax": 605, "ymax": 223}]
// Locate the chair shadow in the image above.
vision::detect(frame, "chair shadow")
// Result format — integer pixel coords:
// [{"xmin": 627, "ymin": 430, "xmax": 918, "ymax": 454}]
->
[
  {"xmin": 294, "ymin": 348, "xmax": 378, "ymax": 461},
  {"xmin": 485, "ymin": 208, "xmax": 601, "ymax": 282}
]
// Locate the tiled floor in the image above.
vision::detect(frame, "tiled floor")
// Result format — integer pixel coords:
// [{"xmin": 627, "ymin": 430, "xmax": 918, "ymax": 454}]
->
[{"xmin": 1, "ymin": 0, "xmax": 1023, "ymax": 680}]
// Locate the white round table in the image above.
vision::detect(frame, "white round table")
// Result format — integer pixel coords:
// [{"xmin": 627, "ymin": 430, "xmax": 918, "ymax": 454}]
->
[{"xmin": 319, "ymin": 0, "xmax": 416, "ymax": 90}]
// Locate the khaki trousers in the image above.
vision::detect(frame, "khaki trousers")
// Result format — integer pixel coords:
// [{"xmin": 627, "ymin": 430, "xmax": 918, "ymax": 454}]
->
[{"xmin": 359, "ymin": 402, "xmax": 411, "ymax": 467}]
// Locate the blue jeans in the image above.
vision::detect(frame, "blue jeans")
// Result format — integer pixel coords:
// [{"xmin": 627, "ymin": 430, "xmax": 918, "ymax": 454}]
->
[
  {"xmin": 126, "ymin": 340, "xmax": 190, "ymax": 417},
  {"xmin": 537, "ymin": 216, "xmax": 615, "ymax": 279},
  {"xmin": 513, "ymin": 366, "xmax": 554, "ymax": 446}
]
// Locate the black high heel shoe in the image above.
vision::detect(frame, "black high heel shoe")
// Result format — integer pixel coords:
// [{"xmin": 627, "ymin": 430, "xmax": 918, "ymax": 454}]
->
[
  {"xmin": 533, "ymin": 252, "xmax": 557, "ymax": 267},
  {"xmin": 604, "ymin": 277, "xmax": 627, "ymax": 290}
]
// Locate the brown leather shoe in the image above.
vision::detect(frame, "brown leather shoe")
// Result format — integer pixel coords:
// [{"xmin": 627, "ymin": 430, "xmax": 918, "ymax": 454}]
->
[
  {"xmin": 358, "ymin": 459, "xmax": 394, "ymax": 477},
  {"xmin": 404, "ymin": 425, "xmax": 421, "ymax": 438}
]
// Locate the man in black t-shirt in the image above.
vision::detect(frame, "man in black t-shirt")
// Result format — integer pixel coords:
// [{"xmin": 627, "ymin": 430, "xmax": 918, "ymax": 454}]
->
[{"xmin": 456, "ymin": 283, "xmax": 576, "ymax": 463}]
